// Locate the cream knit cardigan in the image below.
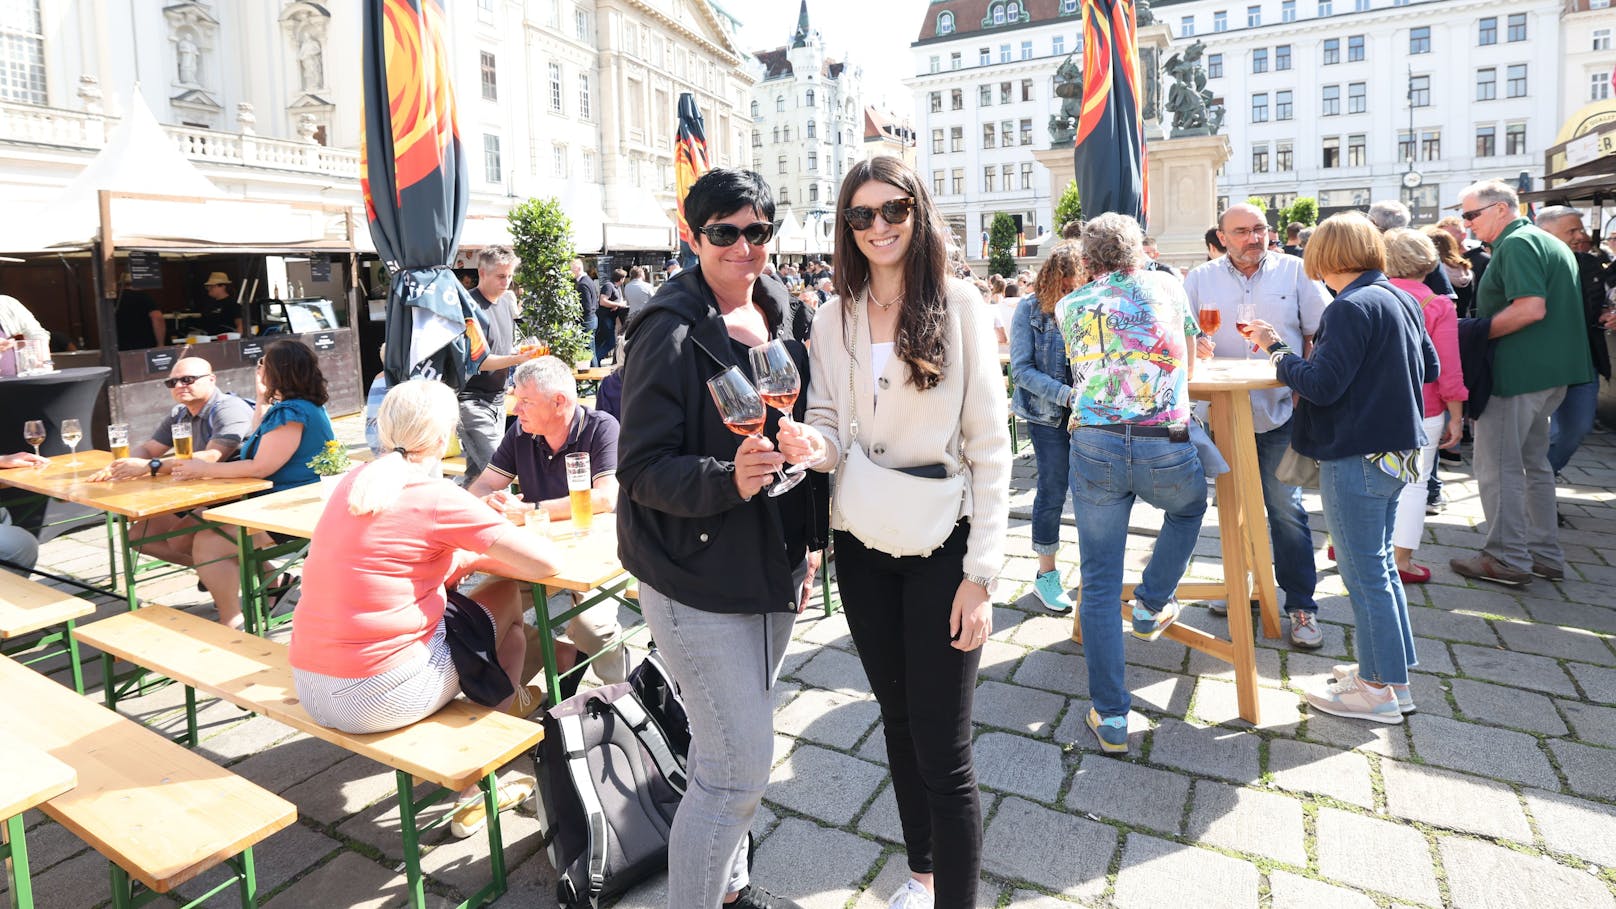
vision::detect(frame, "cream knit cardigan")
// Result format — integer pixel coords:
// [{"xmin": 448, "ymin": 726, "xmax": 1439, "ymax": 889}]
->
[{"xmin": 804, "ymin": 277, "xmax": 1011, "ymax": 582}]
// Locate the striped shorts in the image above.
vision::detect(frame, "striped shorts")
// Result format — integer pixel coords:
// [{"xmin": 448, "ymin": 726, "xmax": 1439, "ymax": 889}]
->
[{"xmin": 293, "ymin": 621, "xmax": 462, "ymax": 735}]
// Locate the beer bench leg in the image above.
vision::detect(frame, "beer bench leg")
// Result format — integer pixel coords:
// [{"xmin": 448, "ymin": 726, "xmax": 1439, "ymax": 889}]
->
[
  {"xmin": 107, "ymin": 845, "xmax": 259, "ymax": 908},
  {"xmin": 3, "ymin": 813, "xmax": 37, "ymax": 909},
  {"xmin": 394, "ymin": 770, "xmax": 509, "ymax": 909}
]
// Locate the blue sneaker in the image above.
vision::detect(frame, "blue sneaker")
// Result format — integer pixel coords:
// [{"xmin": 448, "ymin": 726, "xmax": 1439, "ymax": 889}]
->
[
  {"xmin": 1087, "ymin": 708, "xmax": 1130, "ymax": 753},
  {"xmin": 1130, "ymin": 597, "xmax": 1181, "ymax": 642},
  {"xmin": 1033, "ymin": 570, "xmax": 1075, "ymax": 614}
]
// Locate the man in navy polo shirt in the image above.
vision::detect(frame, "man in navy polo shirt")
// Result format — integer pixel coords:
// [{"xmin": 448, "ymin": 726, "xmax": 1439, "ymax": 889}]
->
[{"xmin": 467, "ymin": 356, "xmax": 627, "ymax": 684}]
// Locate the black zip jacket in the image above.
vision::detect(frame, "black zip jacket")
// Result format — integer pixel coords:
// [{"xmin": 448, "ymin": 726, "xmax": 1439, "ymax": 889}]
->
[{"xmin": 615, "ymin": 267, "xmax": 827, "ymax": 614}]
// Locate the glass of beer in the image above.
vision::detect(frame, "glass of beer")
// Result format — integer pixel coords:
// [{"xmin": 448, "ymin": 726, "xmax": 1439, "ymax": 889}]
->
[
  {"xmin": 109, "ymin": 423, "xmax": 131, "ymax": 460},
  {"xmin": 172, "ymin": 420, "xmax": 194, "ymax": 459},
  {"xmin": 565, "ymin": 452, "xmax": 592, "ymax": 537}
]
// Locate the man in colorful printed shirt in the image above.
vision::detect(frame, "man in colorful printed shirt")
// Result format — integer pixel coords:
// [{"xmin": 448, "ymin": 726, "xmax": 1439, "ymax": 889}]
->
[{"xmin": 1059, "ymin": 214, "xmax": 1207, "ymax": 756}]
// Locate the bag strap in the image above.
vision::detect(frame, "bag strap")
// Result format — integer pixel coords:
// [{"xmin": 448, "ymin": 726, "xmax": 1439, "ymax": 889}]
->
[
  {"xmin": 559, "ymin": 711, "xmax": 610, "ymax": 898},
  {"xmin": 609, "ymin": 695, "xmax": 688, "ymax": 793},
  {"xmin": 846, "ymin": 295, "xmax": 861, "ymax": 445}
]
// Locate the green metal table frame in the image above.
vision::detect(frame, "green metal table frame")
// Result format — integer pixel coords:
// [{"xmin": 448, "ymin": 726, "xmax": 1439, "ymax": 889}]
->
[
  {"xmin": 107, "ymin": 848, "xmax": 259, "ymax": 909},
  {"xmin": 2, "ymin": 813, "xmax": 36, "ymax": 909},
  {"xmin": 527, "ymin": 574, "xmax": 644, "ymax": 707}
]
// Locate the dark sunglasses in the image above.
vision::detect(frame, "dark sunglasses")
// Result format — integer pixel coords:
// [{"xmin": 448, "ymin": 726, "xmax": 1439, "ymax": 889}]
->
[
  {"xmin": 163, "ymin": 374, "xmax": 212, "ymax": 388},
  {"xmin": 694, "ymin": 221, "xmax": 777, "ymax": 247},
  {"xmin": 843, "ymin": 198, "xmax": 916, "ymax": 231},
  {"xmin": 1461, "ymin": 201, "xmax": 1504, "ymax": 222}
]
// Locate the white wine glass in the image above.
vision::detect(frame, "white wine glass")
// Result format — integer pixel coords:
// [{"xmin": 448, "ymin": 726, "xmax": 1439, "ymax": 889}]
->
[
  {"xmin": 707, "ymin": 366, "xmax": 802, "ymax": 497},
  {"xmin": 749, "ymin": 340, "xmax": 813, "ymax": 477},
  {"xmin": 60, "ymin": 418, "xmax": 83, "ymax": 467},
  {"xmin": 23, "ymin": 419, "xmax": 45, "ymax": 461}
]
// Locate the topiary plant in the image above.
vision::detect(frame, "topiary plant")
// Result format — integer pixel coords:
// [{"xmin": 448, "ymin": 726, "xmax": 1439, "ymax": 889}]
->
[
  {"xmin": 988, "ymin": 212, "xmax": 1019, "ymax": 278},
  {"xmin": 508, "ymin": 196, "xmax": 589, "ymax": 367},
  {"xmin": 1054, "ymin": 181, "xmax": 1083, "ymax": 234}
]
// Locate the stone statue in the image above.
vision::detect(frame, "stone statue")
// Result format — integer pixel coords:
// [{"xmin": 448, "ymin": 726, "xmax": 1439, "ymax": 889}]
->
[
  {"xmin": 236, "ymin": 101, "xmax": 257, "ymax": 135},
  {"xmin": 298, "ymin": 32, "xmax": 324, "ymax": 92},
  {"xmin": 177, "ymin": 34, "xmax": 199, "ymax": 85},
  {"xmin": 1163, "ymin": 40, "xmax": 1225, "ymax": 137},
  {"xmin": 1137, "ymin": 0, "xmax": 1156, "ymax": 26},
  {"xmin": 1048, "ymin": 53, "xmax": 1084, "ymax": 146},
  {"xmin": 1140, "ymin": 45, "xmax": 1161, "ymax": 124}
]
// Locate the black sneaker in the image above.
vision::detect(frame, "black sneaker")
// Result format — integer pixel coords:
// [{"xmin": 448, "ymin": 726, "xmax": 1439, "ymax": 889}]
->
[{"xmin": 728, "ymin": 884, "xmax": 805, "ymax": 909}]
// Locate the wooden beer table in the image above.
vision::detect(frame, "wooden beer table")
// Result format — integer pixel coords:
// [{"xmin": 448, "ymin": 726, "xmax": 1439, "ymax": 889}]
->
[
  {"xmin": 0, "ymin": 732, "xmax": 76, "ymax": 909},
  {"xmin": 1070, "ymin": 358, "xmax": 1284, "ymax": 725}
]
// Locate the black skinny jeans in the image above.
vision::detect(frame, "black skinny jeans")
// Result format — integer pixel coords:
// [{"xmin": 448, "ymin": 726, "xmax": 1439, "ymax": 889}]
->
[{"xmin": 835, "ymin": 521, "xmax": 980, "ymax": 908}]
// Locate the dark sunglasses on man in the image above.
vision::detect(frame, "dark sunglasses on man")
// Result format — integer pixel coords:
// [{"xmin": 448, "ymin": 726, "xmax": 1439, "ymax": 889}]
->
[
  {"xmin": 842, "ymin": 197, "xmax": 916, "ymax": 232},
  {"xmin": 162, "ymin": 374, "xmax": 212, "ymax": 389},
  {"xmin": 693, "ymin": 221, "xmax": 778, "ymax": 247},
  {"xmin": 1460, "ymin": 200, "xmax": 1505, "ymax": 223}
]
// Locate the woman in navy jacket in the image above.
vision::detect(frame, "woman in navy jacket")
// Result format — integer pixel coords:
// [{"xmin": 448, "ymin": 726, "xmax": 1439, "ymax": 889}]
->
[{"xmin": 1246, "ymin": 212, "xmax": 1437, "ymax": 726}]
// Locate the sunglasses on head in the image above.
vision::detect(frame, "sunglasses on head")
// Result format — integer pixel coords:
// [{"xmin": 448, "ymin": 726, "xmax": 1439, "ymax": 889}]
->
[
  {"xmin": 1461, "ymin": 201, "xmax": 1504, "ymax": 222},
  {"xmin": 843, "ymin": 197, "xmax": 916, "ymax": 231},
  {"xmin": 163, "ymin": 374, "xmax": 212, "ymax": 388},
  {"xmin": 694, "ymin": 221, "xmax": 777, "ymax": 247}
]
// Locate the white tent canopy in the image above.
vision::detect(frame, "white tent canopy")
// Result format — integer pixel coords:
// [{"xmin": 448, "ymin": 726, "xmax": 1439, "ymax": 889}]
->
[{"xmin": 771, "ymin": 208, "xmax": 807, "ymax": 255}]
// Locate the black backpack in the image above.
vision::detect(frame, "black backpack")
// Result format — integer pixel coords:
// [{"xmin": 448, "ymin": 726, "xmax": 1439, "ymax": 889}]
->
[{"xmin": 629, "ymin": 647, "xmax": 689, "ymax": 762}]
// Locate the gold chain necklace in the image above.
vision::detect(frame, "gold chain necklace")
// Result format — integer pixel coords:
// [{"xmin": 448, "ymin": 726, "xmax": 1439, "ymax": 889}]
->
[{"xmin": 867, "ymin": 285, "xmax": 900, "ymax": 310}]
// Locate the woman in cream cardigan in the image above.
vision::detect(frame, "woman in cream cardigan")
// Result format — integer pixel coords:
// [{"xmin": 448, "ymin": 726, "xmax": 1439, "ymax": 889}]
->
[{"xmin": 778, "ymin": 156, "xmax": 1010, "ymax": 909}]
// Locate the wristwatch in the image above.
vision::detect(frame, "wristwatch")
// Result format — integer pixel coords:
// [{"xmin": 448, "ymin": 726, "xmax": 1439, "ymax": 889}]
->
[
  {"xmin": 964, "ymin": 573, "xmax": 997, "ymax": 593},
  {"xmin": 148, "ymin": 458, "xmax": 163, "ymax": 477}
]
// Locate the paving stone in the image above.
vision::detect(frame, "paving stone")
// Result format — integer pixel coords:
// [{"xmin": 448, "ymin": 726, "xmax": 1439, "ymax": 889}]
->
[
  {"xmin": 794, "ymin": 610, "xmax": 853, "ymax": 650},
  {"xmin": 1009, "ymin": 648, "xmax": 1089, "ymax": 697},
  {"xmin": 1004, "ymin": 891, "xmax": 1087, "ymax": 909},
  {"xmin": 1191, "ymin": 678, "xmax": 1303, "ymax": 730},
  {"xmin": 1186, "ymin": 645, "xmax": 1284, "ymax": 689},
  {"xmin": 771, "ymin": 687, "xmax": 880, "ymax": 749},
  {"xmin": 1315, "ymin": 808, "xmax": 1441, "ymax": 907},
  {"xmin": 1557, "ymin": 698, "xmax": 1616, "ymax": 747},
  {"xmin": 18, "ymin": 847, "xmax": 119, "ymax": 909},
  {"xmin": 1380, "ymin": 759, "xmax": 1531, "ymax": 841},
  {"xmin": 851, "ymin": 854, "xmax": 1002, "ymax": 909},
  {"xmin": 972, "ymin": 679, "xmax": 1065, "ymax": 737},
  {"xmin": 1406, "ymin": 673, "xmax": 1453, "ymax": 718},
  {"xmin": 1440, "ymin": 836, "xmax": 1616, "ymax": 909},
  {"xmin": 195, "ymin": 714, "xmax": 303, "ymax": 764},
  {"xmin": 766, "ymin": 745, "xmax": 885, "ymax": 825},
  {"xmin": 1426, "ymin": 584, "xmax": 1531, "ymax": 620},
  {"xmin": 1122, "ymin": 631, "xmax": 1191, "ymax": 673},
  {"xmin": 1448, "ymin": 678, "xmax": 1567, "ymax": 735},
  {"xmin": 1007, "ymin": 613, "xmax": 1084, "ymax": 653},
  {"xmin": 1267, "ymin": 870, "xmax": 1379, "ymax": 909},
  {"xmin": 174, "ymin": 822, "xmax": 340, "ymax": 904},
  {"xmin": 1063, "ymin": 753, "xmax": 1190, "ymax": 835},
  {"xmin": 1406, "ymin": 605, "xmax": 1499, "ymax": 645},
  {"xmin": 787, "ymin": 646, "xmax": 870, "ymax": 693},
  {"xmin": 1521, "ymin": 597, "xmax": 1616, "ymax": 636},
  {"xmin": 978, "ymin": 639, "xmax": 1028, "ymax": 681},
  {"xmin": 1407, "ymin": 713, "xmax": 1558, "ymax": 788},
  {"xmin": 262, "ymin": 852, "xmax": 429, "ymax": 909},
  {"xmin": 749, "ymin": 818, "xmax": 883, "ymax": 909},
  {"xmin": 1148, "ymin": 718, "xmax": 1261, "ymax": 782},
  {"xmin": 1556, "ymin": 578, "xmax": 1616, "ymax": 609},
  {"xmin": 1285, "ymin": 651, "xmax": 1344, "ymax": 692},
  {"xmin": 1548, "ymin": 738, "xmax": 1616, "ymax": 801},
  {"xmin": 981, "ymin": 796, "xmax": 1115, "ymax": 899},
  {"xmin": 1126, "ymin": 665, "xmax": 1196, "ymax": 717},
  {"xmin": 1111, "ymin": 833, "xmax": 1260, "ymax": 909},
  {"xmin": 854, "ymin": 782, "xmax": 904, "ymax": 845},
  {"xmin": 281, "ymin": 753, "xmax": 401, "ymax": 825},
  {"xmin": 1053, "ymin": 704, "xmax": 1152, "ymax": 754},
  {"xmin": 974, "ymin": 731, "xmax": 1066, "ymax": 801},
  {"xmin": 1409, "ymin": 638, "xmax": 1455, "ymax": 676},
  {"xmin": 1450, "ymin": 644, "xmax": 1576, "ymax": 696},
  {"xmin": 229, "ymin": 733, "xmax": 359, "ymax": 795},
  {"xmin": 1184, "ymin": 780, "xmax": 1307, "ymax": 866},
  {"xmin": 1256, "ymin": 617, "xmax": 1350, "ymax": 658},
  {"xmin": 1305, "ymin": 711, "xmax": 1412, "ymax": 760},
  {"xmin": 1493, "ymin": 621, "xmax": 1616, "ymax": 666},
  {"xmin": 1266, "ymin": 738, "xmax": 1374, "ymax": 808},
  {"xmin": 1567, "ymin": 661, "xmax": 1616, "ymax": 704},
  {"xmin": 1523, "ymin": 788, "xmax": 1616, "ymax": 866}
]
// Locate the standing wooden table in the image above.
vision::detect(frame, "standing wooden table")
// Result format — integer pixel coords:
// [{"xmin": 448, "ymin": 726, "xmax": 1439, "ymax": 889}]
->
[
  {"xmin": 1071, "ymin": 358, "xmax": 1284, "ymax": 725},
  {"xmin": 0, "ymin": 732, "xmax": 76, "ymax": 909}
]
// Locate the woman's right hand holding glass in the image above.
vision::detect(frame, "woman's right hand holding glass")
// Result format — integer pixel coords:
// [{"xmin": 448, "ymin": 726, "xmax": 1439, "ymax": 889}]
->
[{"xmin": 775, "ymin": 419, "xmax": 826, "ymax": 467}]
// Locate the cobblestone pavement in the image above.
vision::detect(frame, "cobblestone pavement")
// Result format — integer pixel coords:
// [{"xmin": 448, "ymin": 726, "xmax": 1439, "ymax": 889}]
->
[{"xmin": 5, "ymin": 416, "xmax": 1615, "ymax": 908}]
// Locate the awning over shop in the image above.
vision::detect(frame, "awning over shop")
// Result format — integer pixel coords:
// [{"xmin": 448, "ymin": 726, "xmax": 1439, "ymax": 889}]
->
[{"xmin": 772, "ymin": 209, "xmax": 808, "ymax": 255}]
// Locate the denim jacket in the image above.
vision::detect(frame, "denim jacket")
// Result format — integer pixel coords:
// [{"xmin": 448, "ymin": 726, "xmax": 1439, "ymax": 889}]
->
[{"xmin": 1009, "ymin": 293, "xmax": 1073, "ymax": 427}]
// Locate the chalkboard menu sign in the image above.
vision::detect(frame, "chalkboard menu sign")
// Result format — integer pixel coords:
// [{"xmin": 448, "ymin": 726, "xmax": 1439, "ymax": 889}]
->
[
  {"xmin": 311, "ymin": 332, "xmax": 336, "ymax": 352},
  {"xmin": 239, "ymin": 340, "xmax": 265, "ymax": 362},
  {"xmin": 145, "ymin": 347, "xmax": 177, "ymax": 375},
  {"xmin": 128, "ymin": 251, "xmax": 163, "ymax": 289},
  {"xmin": 309, "ymin": 254, "xmax": 332, "ymax": 282}
]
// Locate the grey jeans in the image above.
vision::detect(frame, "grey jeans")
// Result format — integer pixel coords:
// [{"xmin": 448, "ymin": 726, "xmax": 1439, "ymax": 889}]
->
[
  {"xmin": 637, "ymin": 583, "xmax": 795, "ymax": 908},
  {"xmin": 1473, "ymin": 385, "xmax": 1566, "ymax": 572},
  {"xmin": 456, "ymin": 396, "xmax": 503, "ymax": 486},
  {"xmin": 0, "ymin": 508, "xmax": 37, "ymax": 574}
]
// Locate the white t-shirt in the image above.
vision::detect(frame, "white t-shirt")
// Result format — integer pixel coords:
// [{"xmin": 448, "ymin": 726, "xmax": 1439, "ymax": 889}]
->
[
  {"xmin": 870, "ymin": 342, "xmax": 894, "ymax": 402},
  {"xmin": 996, "ymin": 298, "xmax": 1019, "ymax": 334}
]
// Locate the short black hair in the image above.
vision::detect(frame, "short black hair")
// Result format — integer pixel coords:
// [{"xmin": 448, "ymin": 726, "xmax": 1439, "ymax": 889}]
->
[
  {"xmin": 1205, "ymin": 226, "xmax": 1226, "ymax": 253},
  {"xmin": 683, "ymin": 169, "xmax": 775, "ymax": 239}
]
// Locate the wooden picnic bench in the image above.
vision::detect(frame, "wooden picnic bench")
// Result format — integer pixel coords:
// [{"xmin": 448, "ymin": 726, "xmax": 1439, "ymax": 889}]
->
[
  {"xmin": 0, "ymin": 654, "xmax": 295, "ymax": 909},
  {"xmin": 0, "ymin": 732, "xmax": 76, "ymax": 909},
  {"xmin": 0, "ymin": 572, "xmax": 94, "ymax": 694},
  {"xmin": 76, "ymin": 605, "xmax": 544, "ymax": 909}
]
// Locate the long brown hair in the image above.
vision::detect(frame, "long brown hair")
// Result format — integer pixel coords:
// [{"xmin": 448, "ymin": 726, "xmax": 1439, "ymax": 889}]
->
[
  {"xmin": 260, "ymin": 339, "xmax": 329, "ymax": 406},
  {"xmin": 1422, "ymin": 226, "xmax": 1469, "ymax": 271},
  {"xmin": 1033, "ymin": 242, "xmax": 1085, "ymax": 314},
  {"xmin": 831, "ymin": 156, "xmax": 950, "ymax": 391}
]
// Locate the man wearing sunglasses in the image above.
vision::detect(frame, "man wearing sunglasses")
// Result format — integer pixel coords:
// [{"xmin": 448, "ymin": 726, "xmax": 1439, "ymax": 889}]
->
[{"xmin": 1448, "ymin": 180, "xmax": 1594, "ymax": 588}]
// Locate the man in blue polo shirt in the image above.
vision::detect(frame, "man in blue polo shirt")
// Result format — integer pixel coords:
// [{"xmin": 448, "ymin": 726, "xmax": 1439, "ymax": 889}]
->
[
  {"xmin": 467, "ymin": 355, "xmax": 627, "ymax": 684},
  {"xmin": 1184, "ymin": 203, "xmax": 1330, "ymax": 650}
]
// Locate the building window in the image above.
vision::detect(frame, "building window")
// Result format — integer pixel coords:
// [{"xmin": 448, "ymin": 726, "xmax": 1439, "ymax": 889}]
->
[
  {"xmin": 1321, "ymin": 85, "xmax": 1340, "ymax": 116},
  {"xmin": 1323, "ymin": 38, "xmax": 1340, "ymax": 65},
  {"xmin": 750, "ymin": 99, "xmax": 759, "ymax": 117},
  {"xmin": 1347, "ymin": 34, "xmax": 1363, "ymax": 61},
  {"xmin": 809, "ymin": 184, "xmax": 819, "ymax": 203},
  {"xmin": 1000, "ymin": 44, "xmax": 1011, "ymax": 63},
  {"xmin": 783, "ymin": 125, "xmax": 790, "ymax": 142},
  {"xmin": 1348, "ymin": 82, "xmax": 1365, "ymax": 113},
  {"xmin": 1276, "ymin": 89, "xmax": 1293, "ymax": 119},
  {"xmin": 951, "ymin": 126, "xmax": 964, "ymax": 152},
  {"xmin": 483, "ymin": 134, "xmax": 502, "ymax": 183},
  {"xmin": 806, "ymin": 120, "xmax": 816, "ymax": 139},
  {"xmin": 983, "ymin": 123, "xmax": 996, "ymax": 149},
  {"xmin": 1282, "ymin": 0, "xmax": 1296, "ymax": 20},
  {"xmin": 578, "ymin": 75, "xmax": 591, "ymax": 119},
  {"xmin": 805, "ymin": 88, "xmax": 815, "ymax": 107},
  {"xmin": 778, "ymin": 187, "xmax": 790, "ymax": 205},
  {"xmin": 1409, "ymin": 75, "xmax": 1430, "ymax": 107},
  {"xmin": 1253, "ymin": 48, "xmax": 1268, "ymax": 73},
  {"xmin": 929, "ymin": 55, "xmax": 940, "ymax": 74},
  {"xmin": 980, "ymin": 46, "xmax": 991, "ymax": 66},
  {"xmin": 950, "ymin": 51, "xmax": 962, "ymax": 70},
  {"xmin": 552, "ymin": 144, "xmax": 566, "ymax": 177},
  {"xmin": 1062, "ymin": 0, "xmax": 1079, "ymax": 11},
  {"xmin": 1322, "ymin": 136, "xmax": 1340, "ymax": 168},
  {"xmin": 1506, "ymin": 64, "xmax": 1527, "ymax": 97},
  {"xmin": 1475, "ymin": 126, "xmax": 1496, "ymax": 157},
  {"xmin": 951, "ymin": 89, "xmax": 963, "ymax": 110},
  {"xmin": 1479, "ymin": 17, "xmax": 1497, "ymax": 45},
  {"xmin": 938, "ymin": 11, "xmax": 955, "ymax": 34},
  {"xmin": 1347, "ymin": 133, "xmax": 1366, "ymax": 166},
  {"xmin": 952, "ymin": 169, "xmax": 964, "ymax": 194},
  {"xmin": 1276, "ymin": 45, "xmax": 1291, "ymax": 70},
  {"xmin": 808, "ymin": 152, "xmax": 817, "ymax": 172},
  {"xmin": 1318, "ymin": 0, "xmax": 1333, "ymax": 15},
  {"xmin": 1410, "ymin": 26, "xmax": 1430, "ymax": 54},
  {"xmin": 1277, "ymin": 141, "xmax": 1294, "ymax": 170},
  {"xmin": 479, "ymin": 52, "xmax": 498, "ymax": 101},
  {"xmin": 583, "ymin": 149, "xmax": 596, "ymax": 181},
  {"xmin": 1020, "ymin": 40, "xmax": 1033, "ymax": 59},
  {"xmin": 1000, "ymin": 82, "xmax": 1012, "ymax": 104},
  {"xmin": 575, "ymin": 9, "xmax": 591, "ymax": 42},
  {"xmin": 933, "ymin": 170, "xmax": 945, "ymax": 194},
  {"xmin": 932, "ymin": 129, "xmax": 944, "ymax": 153},
  {"xmin": 548, "ymin": 62, "xmax": 563, "ymax": 112},
  {"xmin": 1594, "ymin": 71, "xmax": 1613, "ymax": 101},
  {"xmin": 929, "ymin": 92, "xmax": 941, "ymax": 113},
  {"xmin": 1253, "ymin": 145, "xmax": 1270, "ymax": 173},
  {"xmin": 1476, "ymin": 68, "xmax": 1496, "ymax": 101},
  {"xmin": 1594, "ymin": 28, "xmax": 1612, "ymax": 51},
  {"xmin": 1022, "ymin": 79, "xmax": 1034, "ymax": 101},
  {"xmin": 1001, "ymin": 120, "xmax": 1014, "ymax": 145},
  {"xmin": 980, "ymin": 85, "xmax": 992, "ymax": 106},
  {"xmin": 751, "ymin": 130, "xmax": 761, "ymax": 148},
  {"xmin": 1053, "ymin": 35, "xmax": 1065, "ymax": 55},
  {"xmin": 1354, "ymin": 0, "xmax": 1369, "ymax": 10},
  {"xmin": 984, "ymin": 168, "xmax": 996, "ymax": 193},
  {"xmin": 1248, "ymin": 4, "xmax": 1261, "ymax": 26},
  {"xmin": 1002, "ymin": 163, "xmax": 1015, "ymax": 188},
  {"xmin": 1252, "ymin": 92, "xmax": 1270, "ymax": 122},
  {"xmin": 1507, "ymin": 13, "xmax": 1526, "ymax": 41},
  {"xmin": 1020, "ymin": 118, "xmax": 1032, "ymax": 144},
  {"xmin": 1208, "ymin": 53, "xmax": 1223, "ymax": 78},
  {"xmin": 1213, "ymin": 10, "xmax": 1228, "ymax": 31},
  {"xmin": 1020, "ymin": 162, "xmax": 1033, "ymax": 190},
  {"xmin": 1181, "ymin": 14, "xmax": 1195, "ymax": 36},
  {"xmin": 1505, "ymin": 122, "xmax": 1526, "ymax": 154},
  {"xmin": 777, "ymin": 155, "xmax": 786, "ymax": 175},
  {"xmin": 1398, "ymin": 130, "xmax": 1415, "ymax": 161},
  {"xmin": 1420, "ymin": 130, "xmax": 1440, "ymax": 160}
]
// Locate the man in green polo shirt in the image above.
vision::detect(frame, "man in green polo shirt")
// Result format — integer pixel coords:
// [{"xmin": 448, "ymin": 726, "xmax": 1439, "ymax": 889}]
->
[{"xmin": 1450, "ymin": 180, "xmax": 1594, "ymax": 587}]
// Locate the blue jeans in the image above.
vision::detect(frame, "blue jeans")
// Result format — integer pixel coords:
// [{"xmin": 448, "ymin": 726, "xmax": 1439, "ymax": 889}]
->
[
  {"xmin": 1255, "ymin": 419, "xmax": 1318, "ymax": 613},
  {"xmin": 1070, "ymin": 428, "xmax": 1207, "ymax": 719},
  {"xmin": 1026, "ymin": 421, "xmax": 1072, "ymax": 557},
  {"xmin": 1548, "ymin": 381, "xmax": 1598, "ymax": 474},
  {"xmin": 1318, "ymin": 457, "xmax": 1417, "ymax": 686}
]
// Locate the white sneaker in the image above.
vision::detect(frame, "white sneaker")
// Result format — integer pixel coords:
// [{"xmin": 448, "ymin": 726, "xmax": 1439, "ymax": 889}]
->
[
  {"xmin": 887, "ymin": 878, "xmax": 934, "ymax": 909},
  {"xmin": 1306, "ymin": 675, "xmax": 1403, "ymax": 725}
]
